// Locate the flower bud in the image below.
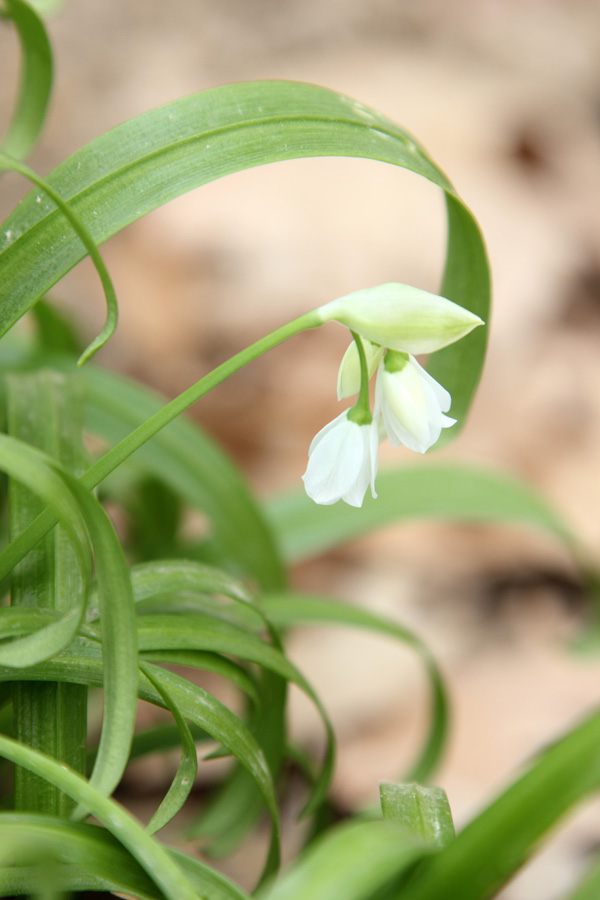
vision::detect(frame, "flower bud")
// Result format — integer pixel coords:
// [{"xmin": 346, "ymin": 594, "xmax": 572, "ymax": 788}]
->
[{"xmin": 319, "ymin": 283, "xmax": 483, "ymax": 354}]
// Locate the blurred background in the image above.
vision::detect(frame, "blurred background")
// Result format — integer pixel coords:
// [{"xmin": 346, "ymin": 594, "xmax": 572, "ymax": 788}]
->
[{"xmin": 2, "ymin": 0, "xmax": 600, "ymax": 895}]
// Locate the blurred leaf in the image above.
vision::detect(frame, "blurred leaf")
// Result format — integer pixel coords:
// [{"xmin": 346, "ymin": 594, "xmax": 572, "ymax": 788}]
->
[
  {"xmin": 126, "ymin": 477, "xmax": 183, "ymax": 561},
  {"xmin": 261, "ymin": 593, "xmax": 449, "ymax": 784},
  {"xmin": 268, "ymin": 463, "xmax": 578, "ymax": 562},
  {"xmin": 565, "ymin": 856, "xmax": 600, "ymax": 900},
  {"xmin": 400, "ymin": 706, "xmax": 600, "ymax": 900},
  {"xmin": 0, "ymin": 741, "xmax": 201, "ymax": 900},
  {"xmin": 85, "ymin": 365, "xmax": 286, "ymax": 591},
  {"xmin": 0, "ymin": 814, "xmax": 252, "ymax": 899},
  {"xmin": 380, "ymin": 782, "xmax": 455, "ymax": 850},
  {"xmin": 32, "ymin": 299, "xmax": 83, "ymax": 358},
  {"xmin": 1, "ymin": 0, "xmax": 52, "ymax": 160},
  {"xmin": 259, "ymin": 819, "xmax": 426, "ymax": 900}
]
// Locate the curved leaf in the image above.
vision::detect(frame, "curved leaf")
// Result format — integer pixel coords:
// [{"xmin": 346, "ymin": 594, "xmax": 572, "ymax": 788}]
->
[
  {"xmin": 0, "ymin": 645, "xmax": 282, "ymax": 885},
  {"xmin": 0, "ymin": 433, "xmax": 138, "ymax": 802},
  {"xmin": 0, "ymin": 813, "xmax": 252, "ymax": 900},
  {"xmin": 261, "ymin": 593, "xmax": 448, "ymax": 783},
  {"xmin": 1, "ymin": 0, "xmax": 52, "ymax": 160},
  {"xmin": 139, "ymin": 662, "xmax": 198, "ymax": 836},
  {"xmin": 0, "ymin": 80, "xmax": 489, "ymax": 430},
  {"xmin": 0, "ymin": 151, "xmax": 118, "ymax": 363},
  {"xmin": 134, "ymin": 613, "xmax": 335, "ymax": 815},
  {"xmin": 0, "ymin": 434, "xmax": 90, "ymax": 666},
  {"xmin": 0, "ymin": 740, "xmax": 201, "ymax": 900}
]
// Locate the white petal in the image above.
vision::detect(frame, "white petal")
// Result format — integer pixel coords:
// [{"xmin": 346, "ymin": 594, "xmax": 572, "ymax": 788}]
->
[
  {"xmin": 377, "ymin": 358, "xmax": 456, "ymax": 453},
  {"xmin": 302, "ymin": 412, "xmax": 378, "ymax": 507},
  {"xmin": 380, "ymin": 363, "xmax": 431, "ymax": 451},
  {"xmin": 410, "ymin": 355, "xmax": 452, "ymax": 412}
]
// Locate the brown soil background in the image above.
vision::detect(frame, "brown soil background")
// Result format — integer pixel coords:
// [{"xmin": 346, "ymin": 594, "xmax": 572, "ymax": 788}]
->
[{"xmin": 3, "ymin": 1, "xmax": 600, "ymax": 896}]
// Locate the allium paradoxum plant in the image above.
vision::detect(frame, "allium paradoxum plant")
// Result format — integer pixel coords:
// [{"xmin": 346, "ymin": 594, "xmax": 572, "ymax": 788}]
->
[{"xmin": 302, "ymin": 284, "xmax": 484, "ymax": 507}]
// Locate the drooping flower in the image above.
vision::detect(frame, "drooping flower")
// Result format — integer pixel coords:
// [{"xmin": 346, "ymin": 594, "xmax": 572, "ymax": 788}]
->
[
  {"xmin": 318, "ymin": 283, "xmax": 483, "ymax": 353},
  {"xmin": 375, "ymin": 351, "xmax": 456, "ymax": 453},
  {"xmin": 303, "ymin": 283, "xmax": 485, "ymax": 506},
  {"xmin": 302, "ymin": 410, "xmax": 379, "ymax": 507}
]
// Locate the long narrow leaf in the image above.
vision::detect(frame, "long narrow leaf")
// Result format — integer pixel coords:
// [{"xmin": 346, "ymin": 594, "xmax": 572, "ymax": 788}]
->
[
  {"xmin": 0, "ymin": 813, "xmax": 252, "ymax": 900},
  {"xmin": 133, "ymin": 613, "xmax": 335, "ymax": 815},
  {"xmin": 0, "ymin": 739, "xmax": 200, "ymax": 900},
  {"xmin": 1, "ymin": 0, "xmax": 52, "ymax": 160},
  {"xmin": 139, "ymin": 661, "xmax": 199, "ymax": 836},
  {"xmin": 261, "ymin": 593, "xmax": 448, "ymax": 783},
  {"xmin": 86, "ymin": 366, "xmax": 286, "ymax": 591},
  {"xmin": 267, "ymin": 463, "xmax": 579, "ymax": 562},
  {"xmin": 0, "ymin": 646, "xmax": 282, "ymax": 885}
]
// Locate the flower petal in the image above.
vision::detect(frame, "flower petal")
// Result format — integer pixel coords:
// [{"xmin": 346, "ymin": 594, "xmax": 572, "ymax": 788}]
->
[
  {"xmin": 377, "ymin": 357, "xmax": 456, "ymax": 453},
  {"xmin": 303, "ymin": 412, "xmax": 379, "ymax": 507}
]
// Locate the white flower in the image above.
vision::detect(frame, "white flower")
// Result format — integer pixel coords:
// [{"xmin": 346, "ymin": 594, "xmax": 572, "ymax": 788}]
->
[
  {"xmin": 318, "ymin": 283, "xmax": 483, "ymax": 354},
  {"xmin": 375, "ymin": 352, "xmax": 456, "ymax": 453},
  {"xmin": 302, "ymin": 410, "xmax": 379, "ymax": 507}
]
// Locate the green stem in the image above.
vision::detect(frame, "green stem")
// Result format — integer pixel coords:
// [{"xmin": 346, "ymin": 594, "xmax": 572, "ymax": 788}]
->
[
  {"xmin": 347, "ymin": 331, "xmax": 372, "ymax": 425},
  {"xmin": 0, "ymin": 310, "xmax": 322, "ymax": 577}
]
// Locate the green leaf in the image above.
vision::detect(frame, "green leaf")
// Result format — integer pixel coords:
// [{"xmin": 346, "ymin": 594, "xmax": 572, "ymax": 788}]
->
[
  {"xmin": 139, "ymin": 662, "xmax": 198, "ymax": 836},
  {"xmin": 259, "ymin": 819, "xmax": 426, "ymax": 900},
  {"xmin": 0, "ymin": 432, "xmax": 91, "ymax": 665},
  {"xmin": 5, "ymin": 370, "xmax": 89, "ymax": 815},
  {"xmin": 140, "ymin": 649, "xmax": 260, "ymax": 707},
  {"xmin": 0, "ymin": 645, "xmax": 282, "ymax": 885},
  {"xmin": 1, "ymin": 0, "xmax": 52, "ymax": 160},
  {"xmin": 267, "ymin": 463, "xmax": 579, "ymax": 562},
  {"xmin": 565, "ymin": 856, "xmax": 600, "ymax": 900},
  {"xmin": 261, "ymin": 593, "xmax": 449, "ymax": 783},
  {"xmin": 134, "ymin": 613, "xmax": 335, "ymax": 814},
  {"xmin": 380, "ymin": 782, "xmax": 455, "ymax": 850},
  {"xmin": 0, "ymin": 428, "xmax": 138, "ymax": 804},
  {"xmin": 0, "ymin": 152, "xmax": 118, "ymax": 363},
  {"xmin": 0, "ymin": 740, "xmax": 201, "ymax": 900},
  {"xmin": 0, "ymin": 80, "xmax": 489, "ymax": 431},
  {"xmin": 400, "ymin": 706, "xmax": 600, "ymax": 900},
  {"xmin": 85, "ymin": 366, "xmax": 286, "ymax": 591},
  {"xmin": 0, "ymin": 813, "xmax": 253, "ymax": 900}
]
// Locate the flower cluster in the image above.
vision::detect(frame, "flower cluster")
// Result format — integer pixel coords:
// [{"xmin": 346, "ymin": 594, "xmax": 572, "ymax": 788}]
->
[{"xmin": 302, "ymin": 284, "xmax": 483, "ymax": 507}]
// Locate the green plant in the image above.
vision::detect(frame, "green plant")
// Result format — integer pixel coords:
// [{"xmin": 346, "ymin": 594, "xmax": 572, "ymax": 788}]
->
[{"xmin": 0, "ymin": 2, "xmax": 599, "ymax": 898}]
